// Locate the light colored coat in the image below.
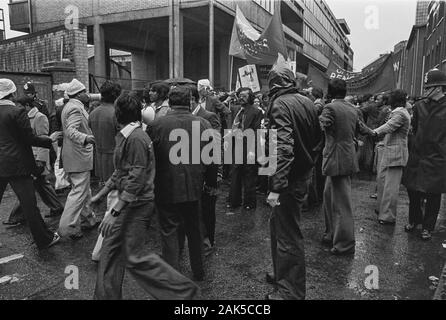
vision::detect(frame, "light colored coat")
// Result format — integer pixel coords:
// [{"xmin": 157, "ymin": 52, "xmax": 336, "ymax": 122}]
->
[
  {"xmin": 28, "ymin": 107, "xmax": 50, "ymax": 165},
  {"xmin": 61, "ymin": 99, "xmax": 93, "ymax": 173},
  {"xmin": 375, "ymin": 107, "xmax": 411, "ymax": 168}
]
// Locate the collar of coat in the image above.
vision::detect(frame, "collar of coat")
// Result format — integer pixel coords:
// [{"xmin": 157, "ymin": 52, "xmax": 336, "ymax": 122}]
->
[
  {"xmin": 0, "ymin": 99, "xmax": 16, "ymax": 107},
  {"xmin": 120, "ymin": 122, "xmax": 141, "ymax": 139},
  {"xmin": 28, "ymin": 107, "xmax": 39, "ymax": 119}
]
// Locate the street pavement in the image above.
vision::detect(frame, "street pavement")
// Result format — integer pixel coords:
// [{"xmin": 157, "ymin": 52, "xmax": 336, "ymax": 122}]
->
[{"xmin": 0, "ymin": 173, "xmax": 445, "ymax": 300}]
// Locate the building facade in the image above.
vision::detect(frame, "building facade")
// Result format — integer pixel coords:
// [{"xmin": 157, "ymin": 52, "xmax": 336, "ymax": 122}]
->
[
  {"xmin": 416, "ymin": 1, "xmax": 430, "ymax": 25},
  {"xmin": 6, "ymin": 0, "xmax": 353, "ymax": 91}
]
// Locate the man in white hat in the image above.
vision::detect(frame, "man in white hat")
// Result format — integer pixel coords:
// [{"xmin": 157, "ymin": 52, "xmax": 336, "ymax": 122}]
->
[
  {"xmin": 58, "ymin": 79, "xmax": 98, "ymax": 240},
  {"xmin": 0, "ymin": 79, "xmax": 61, "ymax": 249}
]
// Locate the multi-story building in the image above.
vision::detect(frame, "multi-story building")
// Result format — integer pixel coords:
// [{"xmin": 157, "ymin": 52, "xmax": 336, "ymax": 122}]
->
[
  {"xmin": 301, "ymin": 0, "xmax": 353, "ymax": 72},
  {"xmin": 0, "ymin": 9, "xmax": 5, "ymax": 41},
  {"xmin": 6, "ymin": 0, "xmax": 353, "ymax": 91},
  {"xmin": 424, "ymin": 1, "xmax": 446, "ymax": 72},
  {"xmin": 402, "ymin": 24, "xmax": 427, "ymax": 97},
  {"xmin": 416, "ymin": 0, "xmax": 430, "ymax": 25}
]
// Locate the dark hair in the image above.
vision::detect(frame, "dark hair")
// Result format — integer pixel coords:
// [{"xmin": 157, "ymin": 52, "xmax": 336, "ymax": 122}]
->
[
  {"xmin": 362, "ymin": 94, "xmax": 373, "ymax": 102},
  {"xmin": 149, "ymin": 81, "xmax": 170, "ymax": 101},
  {"xmin": 16, "ymin": 96, "xmax": 34, "ymax": 107},
  {"xmin": 100, "ymin": 80, "xmax": 122, "ymax": 103},
  {"xmin": 382, "ymin": 94, "xmax": 389, "ymax": 105},
  {"xmin": 115, "ymin": 91, "xmax": 142, "ymax": 125},
  {"xmin": 237, "ymin": 87, "xmax": 255, "ymax": 105},
  {"xmin": 184, "ymin": 84, "xmax": 199, "ymax": 103},
  {"xmin": 311, "ymin": 87, "xmax": 324, "ymax": 99},
  {"xmin": 327, "ymin": 79, "xmax": 347, "ymax": 100},
  {"xmin": 168, "ymin": 86, "xmax": 192, "ymax": 107},
  {"xmin": 389, "ymin": 89, "xmax": 407, "ymax": 108}
]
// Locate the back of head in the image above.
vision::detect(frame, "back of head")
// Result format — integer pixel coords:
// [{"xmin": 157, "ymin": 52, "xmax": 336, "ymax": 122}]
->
[
  {"xmin": 389, "ymin": 89, "xmax": 407, "ymax": 108},
  {"xmin": 268, "ymin": 60, "xmax": 296, "ymax": 91},
  {"xmin": 327, "ymin": 79, "xmax": 347, "ymax": 100},
  {"xmin": 150, "ymin": 81, "xmax": 171, "ymax": 102},
  {"xmin": 16, "ymin": 96, "xmax": 34, "ymax": 108},
  {"xmin": 169, "ymin": 86, "xmax": 192, "ymax": 108},
  {"xmin": 0, "ymin": 78, "xmax": 17, "ymax": 100},
  {"xmin": 311, "ymin": 87, "xmax": 324, "ymax": 100},
  {"xmin": 100, "ymin": 80, "xmax": 122, "ymax": 104},
  {"xmin": 115, "ymin": 91, "xmax": 142, "ymax": 125}
]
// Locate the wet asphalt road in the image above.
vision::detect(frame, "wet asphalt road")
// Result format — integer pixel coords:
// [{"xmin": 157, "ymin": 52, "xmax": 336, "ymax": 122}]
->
[{"xmin": 0, "ymin": 173, "xmax": 445, "ymax": 300}]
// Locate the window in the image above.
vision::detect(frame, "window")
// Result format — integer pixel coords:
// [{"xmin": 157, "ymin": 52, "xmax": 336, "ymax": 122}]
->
[{"xmin": 253, "ymin": 0, "xmax": 274, "ymax": 14}]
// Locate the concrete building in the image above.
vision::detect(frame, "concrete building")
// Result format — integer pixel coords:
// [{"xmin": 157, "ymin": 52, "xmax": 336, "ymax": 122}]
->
[
  {"xmin": 0, "ymin": 9, "xmax": 5, "ymax": 41},
  {"xmin": 416, "ymin": 1, "xmax": 430, "ymax": 25},
  {"xmin": 6, "ymin": 0, "xmax": 353, "ymax": 91},
  {"xmin": 403, "ymin": 24, "xmax": 427, "ymax": 97},
  {"xmin": 424, "ymin": 1, "xmax": 446, "ymax": 72}
]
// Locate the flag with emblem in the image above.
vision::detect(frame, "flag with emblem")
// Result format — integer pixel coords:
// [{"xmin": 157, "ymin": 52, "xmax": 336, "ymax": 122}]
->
[{"xmin": 229, "ymin": 5, "xmax": 288, "ymax": 65}]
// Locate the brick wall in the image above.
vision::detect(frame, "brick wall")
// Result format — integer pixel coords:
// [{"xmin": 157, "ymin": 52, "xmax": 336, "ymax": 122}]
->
[{"xmin": 0, "ymin": 25, "xmax": 88, "ymax": 87}]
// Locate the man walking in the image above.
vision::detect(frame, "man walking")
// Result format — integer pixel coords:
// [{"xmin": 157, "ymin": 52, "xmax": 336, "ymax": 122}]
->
[
  {"xmin": 58, "ymin": 79, "xmax": 98, "ymax": 240},
  {"xmin": 0, "ymin": 79, "xmax": 60, "ymax": 249},
  {"xmin": 148, "ymin": 86, "xmax": 211, "ymax": 281},
  {"xmin": 91, "ymin": 91, "xmax": 199, "ymax": 300},
  {"xmin": 265, "ymin": 63, "xmax": 322, "ymax": 300},
  {"xmin": 403, "ymin": 69, "xmax": 446, "ymax": 240},
  {"xmin": 5, "ymin": 96, "xmax": 64, "ymax": 226}
]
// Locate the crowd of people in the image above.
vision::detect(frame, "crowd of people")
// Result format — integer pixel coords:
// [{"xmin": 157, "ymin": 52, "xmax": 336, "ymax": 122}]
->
[{"xmin": 0, "ymin": 61, "xmax": 446, "ymax": 300}]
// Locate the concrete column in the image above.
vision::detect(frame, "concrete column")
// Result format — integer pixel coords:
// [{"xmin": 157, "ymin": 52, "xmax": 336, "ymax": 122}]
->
[
  {"xmin": 209, "ymin": 0, "xmax": 215, "ymax": 85},
  {"xmin": 169, "ymin": 0, "xmax": 183, "ymax": 78},
  {"xmin": 93, "ymin": 22, "xmax": 107, "ymax": 86},
  {"xmin": 131, "ymin": 51, "xmax": 156, "ymax": 90},
  {"xmin": 219, "ymin": 36, "xmax": 230, "ymax": 90}
]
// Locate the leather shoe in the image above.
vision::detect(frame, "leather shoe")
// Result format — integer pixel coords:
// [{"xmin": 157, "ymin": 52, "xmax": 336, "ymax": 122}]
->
[
  {"xmin": 321, "ymin": 238, "xmax": 332, "ymax": 247},
  {"xmin": 265, "ymin": 292, "xmax": 285, "ymax": 300},
  {"xmin": 378, "ymin": 220, "xmax": 395, "ymax": 226},
  {"xmin": 2, "ymin": 221, "xmax": 23, "ymax": 227},
  {"xmin": 265, "ymin": 272, "xmax": 275, "ymax": 285},
  {"xmin": 330, "ymin": 247, "xmax": 355, "ymax": 256}
]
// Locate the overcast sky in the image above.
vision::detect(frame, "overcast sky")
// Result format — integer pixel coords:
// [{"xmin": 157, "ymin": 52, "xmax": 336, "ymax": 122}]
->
[
  {"xmin": 1, "ymin": 0, "xmax": 419, "ymax": 71},
  {"xmin": 326, "ymin": 0, "xmax": 418, "ymax": 71}
]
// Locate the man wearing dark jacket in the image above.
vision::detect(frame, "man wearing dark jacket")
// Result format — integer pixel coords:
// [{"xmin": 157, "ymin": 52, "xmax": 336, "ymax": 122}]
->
[
  {"xmin": 148, "ymin": 86, "xmax": 211, "ymax": 281},
  {"xmin": 228, "ymin": 87, "xmax": 263, "ymax": 210},
  {"xmin": 403, "ymin": 69, "xmax": 446, "ymax": 240},
  {"xmin": 0, "ymin": 79, "xmax": 60, "ymax": 249},
  {"xmin": 265, "ymin": 64, "xmax": 323, "ymax": 300},
  {"xmin": 190, "ymin": 85, "xmax": 221, "ymax": 253}
]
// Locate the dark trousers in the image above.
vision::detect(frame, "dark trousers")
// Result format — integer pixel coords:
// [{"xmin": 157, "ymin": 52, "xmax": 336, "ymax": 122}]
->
[
  {"xmin": 157, "ymin": 201, "xmax": 204, "ymax": 279},
  {"xmin": 8, "ymin": 175, "xmax": 64, "ymax": 223},
  {"xmin": 202, "ymin": 194, "xmax": 217, "ymax": 246},
  {"xmin": 229, "ymin": 164, "xmax": 257, "ymax": 208},
  {"xmin": 407, "ymin": 189, "xmax": 442, "ymax": 232},
  {"xmin": 269, "ymin": 173, "xmax": 310, "ymax": 300},
  {"xmin": 202, "ymin": 164, "xmax": 218, "ymax": 246},
  {"xmin": 0, "ymin": 176, "xmax": 54, "ymax": 249},
  {"xmin": 94, "ymin": 201, "xmax": 199, "ymax": 300}
]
